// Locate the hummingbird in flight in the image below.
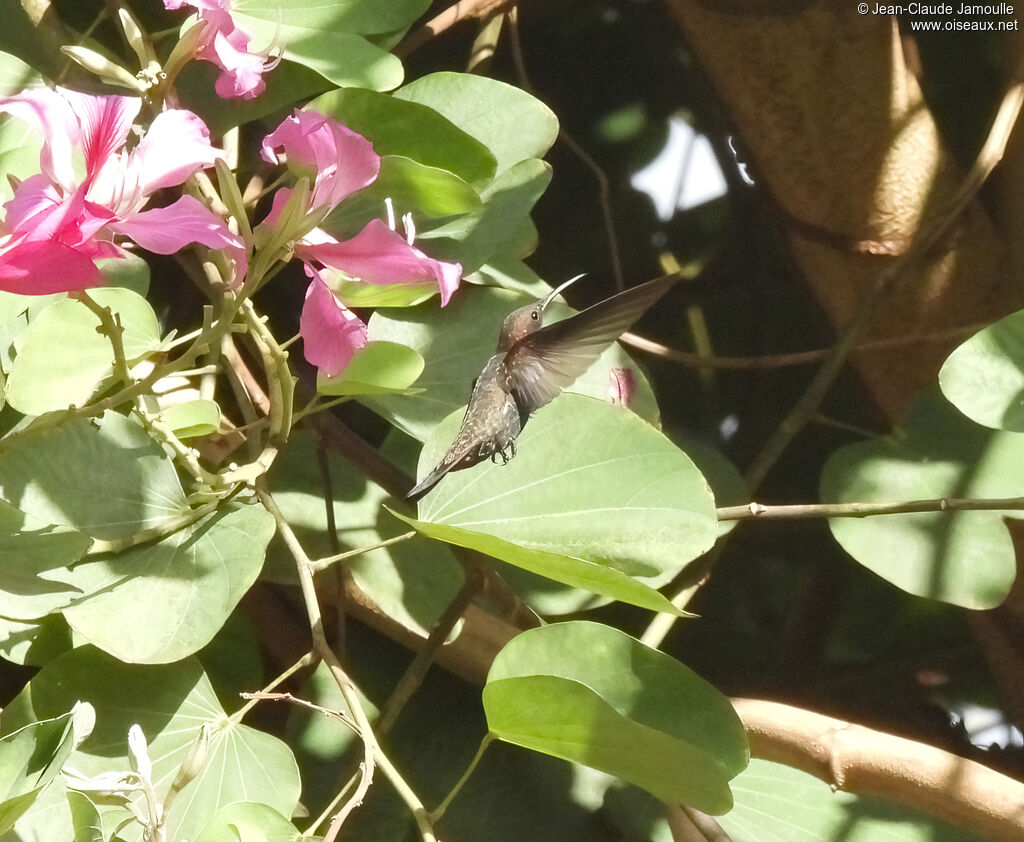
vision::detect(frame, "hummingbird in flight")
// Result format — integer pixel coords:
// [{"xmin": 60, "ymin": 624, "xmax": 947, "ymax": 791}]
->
[{"xmin": 407, "ymin": 273, "xmax": 677, "ymax": 499}]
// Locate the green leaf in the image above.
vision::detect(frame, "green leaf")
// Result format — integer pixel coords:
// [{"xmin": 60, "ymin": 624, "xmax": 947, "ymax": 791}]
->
[
  {"xmin": 267, "ymin": 430, "xmax": 464, "ymax": 637},
  {"xmin": 234, "ymin": 0, "xmax": 429, "ymax": 35},
  {"xmin": 0, "ymin": 499, "xmax": 90, "ymax": 620},
  {"xmin": 939, "ymin": 308, "xmax": 1024, "ymax": 432},
  {"xmin": 232, "ymin": 4, "xmax": 404, "ymax": 91},
  {"xmin": 821, "ymin": 391, "xmax": 1021, "ymax": 608},
  {"xmin": 308, "ymin": 87, "xmax": 497, "ymax": 187},
  {"xmin": 196, "ymin": 803, "xmax": 301, "ymax": 842},
  {"xmin": 326, "ymin": 276, "xmax": 438, "ymax": 309},
  {"xmin": 322, "ymin": 156, "xmax": 482, "ymax": 240},
  {"xmin": 67, "ymin": 790, "xmax": 103, "ymax": 842},
  {"xmin": 396, "ymin": 72, "xmax": 559, "ymax": 175},
  {"xmin": 60, "ymin": 503, "xmax": 275, "ymax": 664},
  {"xmin": 316, "ymin": 340, "xmax": 424, "ymax": 397},
  {"xmin": 719, "ymin": 758, "xmax": 985, "ymax": 842},
  {"xmin": 1, "ymin": 647, "xmax": 300, "ymax": 842},
  {"xmin": 97, "ymin": 252, "xmax": 150, "ymax": 297},
  {"xmin": 484, "ymin": 622, "xmax": 747, "ymax": 814},
  {"xmin": 159, "ymin": 399, "xmax": 221, "ymax": 439},
  {"xmin": 362, "ymin": 284, "xmax": 660, "ymax": 441},
  {"xmin": 394, "ymin": 395, "xmax": 715, "ymax": 610},
  {"xmin": 5, "ymin": 289, "xmax": 162, "ymax": 416},
  {"xmin": 0, "ymin": 411, "xmax": 188, "ymax": 541},
  {"xmin": 416, "ymin": 158, "xmax": 552, "ymax": 272},
  {"xmin": 0, "ymin": 704, "xmax": 93, "ymax": 835}
]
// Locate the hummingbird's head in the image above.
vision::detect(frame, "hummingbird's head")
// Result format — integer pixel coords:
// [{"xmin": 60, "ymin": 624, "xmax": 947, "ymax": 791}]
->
[{"xmin": 497, "ymin": 274, "xmax": 585, "ymax": 350}]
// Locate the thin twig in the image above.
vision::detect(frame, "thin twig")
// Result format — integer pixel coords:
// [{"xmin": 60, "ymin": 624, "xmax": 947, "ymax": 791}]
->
[
  {"xmin": 395, "ymin": 0, "xmax": 517, "ymax": 58},
  {"xmin": 377, "ymin": 568, "xmax": 486, "ymax": 735},
  {"xmin": 309, "ymin": 531, "xmax": 419, "ymax": 573},
  {"xmin": 232, "ymin": 651, "xmax": 317, "ymax": 722},
  {"xmin": 717, "ymin": 495, "xmax": 1024, "ymax": 521},
  {"xmin": 256, "ymin": 483, "xmax": 437, "ymax": 842},
  {"xmin": 620, "ymin": 322, "xmax": 986, "ymax": 370}
]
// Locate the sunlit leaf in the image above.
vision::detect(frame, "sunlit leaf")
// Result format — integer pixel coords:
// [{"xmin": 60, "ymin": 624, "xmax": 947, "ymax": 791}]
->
[
  {"xmin": 0, "ymin": 411, "xmax": 188, "ymax": 541},
  {"xmin": 60, "ymin": 503, "xmax": 275, "ymax": 664},
  {"xmin": 159, "ymin": 399, "xmax": 221, "ymax": 439},
  {"xmin": 1, "ymin": 647, "xmax": 300, "ymax": 842},
  {"xmin": 195, "ymin": 802, "xmax": 301, "ymax": 842},
  {"xmin": 0, "ymin": 704, "xmax": 93, "ymax": 834},
  {"xmin": 394, "ymin": 395, "xmax": 715, "ymax": 612},
  {"xmin": 316, "ymin": 341, "xmax": 424, "ymax": 397},
  {"xmin": 939, "ymin": 308, "xmax": 1024, "ymax": 432},
  {"xmin": 5, "ymin": 289, "xmax": 162, "ymax": 416},
  {"xmin": 484, "ymin": 622, "xmax": 747, "ymax": 814},
  {"xmin": 396, "ymin": 72, "xmax": 559, "ymax": 174},
  {"xmin": 309, "ymin": 87, "xmax": 497, "ymax": 187}
]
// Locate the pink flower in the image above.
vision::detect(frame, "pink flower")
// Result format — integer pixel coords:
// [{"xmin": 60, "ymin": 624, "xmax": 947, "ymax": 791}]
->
[
  {"xmin": 0, "ymin": 87, "xmax": 243, "ymax": 294},
  {"xmin": 165, "ymin": 0, "xmax": 278, "ymax": 100},
  {"xmin": 260, "ymin": 110, "xmax": 462, "ymax": 378}
]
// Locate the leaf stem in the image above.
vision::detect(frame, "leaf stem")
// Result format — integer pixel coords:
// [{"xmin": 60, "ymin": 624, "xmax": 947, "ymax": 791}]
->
[
  {"xmin": 308, "ymin": 531, "xmax": 419, "ymax": 572},
  {"xmin": 429, "ymin": 732, "xmax": 494, "ymax": 823}
]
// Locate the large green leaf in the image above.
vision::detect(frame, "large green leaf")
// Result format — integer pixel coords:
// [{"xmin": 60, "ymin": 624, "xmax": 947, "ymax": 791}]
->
[
  {"xmin": 821, "ymin": 391, "xmax": 1021, "ymax": 608},
  {"xmin": 5, "ymin": 289, "xmax": 162, "ymax": 416},
  {"xmin": 416, "ymin": 158, "xmax": 552, "ymax": 272},
  {"xmin": 939, "ymin": 308, "xmax": 1024, "ymax": 432},
  {"xmin": 231, "ymin": 3, "xmax": 404, "ymax": 91},
  {"xmin": 0, "ymin": 411, "xmax": 188, "ymax": 541},
  {"xmin": 362, "ymin": 284, "xmax": 660, "ymax": 441},
  {"xmin": 59, "ymin": 503, "xmax": 275, "ymax": 664},
  {"xmin": 0, "ymin": 499, "xmax": 90, "ymax": 620},
  {"xmin": 484, "ymin": 622, "xmax": 747, "ymax": 815},
  {"xmin": 396, "ymin": 73, "xmax": 559, "ymax": 175},
  {"xmin": 0, "ymin": 705, "xmax": 92, "ymax": 835},
  {"xmin": 1, "ymin": 647, "xmax": 300, "ymax": 842},
  {"xmin": 394, "ymin": 395, "xmax": 715, "ymax": 611},
  {"xmin": 266, "ymin": 430, "xmax": 464, "ymax": 637},
  {"xmin": 309, "ymin": 87, "xmax": 497, "ymax": 188}
]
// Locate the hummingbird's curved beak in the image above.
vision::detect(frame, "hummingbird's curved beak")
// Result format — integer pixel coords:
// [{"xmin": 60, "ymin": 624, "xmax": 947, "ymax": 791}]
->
[{"xmin": 539, "ymin": 273, "xmax": 586, "ymax": 311}]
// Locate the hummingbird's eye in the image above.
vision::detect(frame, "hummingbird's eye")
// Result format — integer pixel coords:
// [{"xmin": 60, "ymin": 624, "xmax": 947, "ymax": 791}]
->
[{"xmin": 531, "ymin": 311, "xmax": 539, "ymax": 320}]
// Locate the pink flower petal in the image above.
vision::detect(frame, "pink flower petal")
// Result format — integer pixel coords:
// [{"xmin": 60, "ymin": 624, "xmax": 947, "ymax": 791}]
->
[
  {"xmin": 299, "ymin": 219, "xmax": 461, "ymax": 305},
  {"xmin": 261, "ymin": 110, "xmax": 379, "ymax": 210},
  {"xmin": 131, "ymin": 109, "xmax": 222, "ymax": 194},
  {"xmin": 110, "ymin": 195, "xmax": 242, "ymax": 254},
  {"xmin": 0, "ymin": 88, "xmax": 80, "ymax": 191},
  {"xmin": 212, "ymin": 26, "xmax": 269, "ymax": 100},
  {"xmin": 58, "ymin": 88, "xmax": 140, "ymax": 185},
  {"xmin": 0, "ymin": 237, "xmax": 102, "ymax": 294},
  {"xmin": 300, "ymin": 273, "xmax": 367, "ymax": 377}
]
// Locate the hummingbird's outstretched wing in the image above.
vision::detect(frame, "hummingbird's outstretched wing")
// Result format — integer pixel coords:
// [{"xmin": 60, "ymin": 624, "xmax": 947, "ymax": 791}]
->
[{"xmin": 500, "ymin": 273, "xmax": 677, "ymax": 414}]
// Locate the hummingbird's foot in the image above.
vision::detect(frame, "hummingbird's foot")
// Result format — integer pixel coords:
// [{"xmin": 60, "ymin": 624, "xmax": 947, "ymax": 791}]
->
[{"xmin": 489, "ymin": 440, "xmax": 517, "ymax": 466}]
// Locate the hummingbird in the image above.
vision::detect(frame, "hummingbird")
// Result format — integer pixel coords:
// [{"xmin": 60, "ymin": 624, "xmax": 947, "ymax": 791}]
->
[{"xmin": 407, "ymin": 273, "xmax": 677, "ymax": 499}]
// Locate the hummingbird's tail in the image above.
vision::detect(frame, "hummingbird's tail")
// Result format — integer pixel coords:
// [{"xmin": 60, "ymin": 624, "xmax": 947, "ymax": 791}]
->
[{"xmin": 406, "ymin": 461, "xmax": 455, "ymax": 501}]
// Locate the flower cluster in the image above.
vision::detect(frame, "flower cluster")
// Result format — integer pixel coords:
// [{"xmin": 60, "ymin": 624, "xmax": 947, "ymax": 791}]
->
[
  {"xmin": 259, "ymin": 110, "xmax": 461, "ymax": 377},
  {"xmin": 0, "ymin": 1, "xmax": 461, "ymax": 379},
  {"xmin": 0, "ymin": 87, "xmax": 241, "ymax": 294},
  {"xmin": 164, "ymin": 0, "xmax": 278, "ymax": 100}
]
